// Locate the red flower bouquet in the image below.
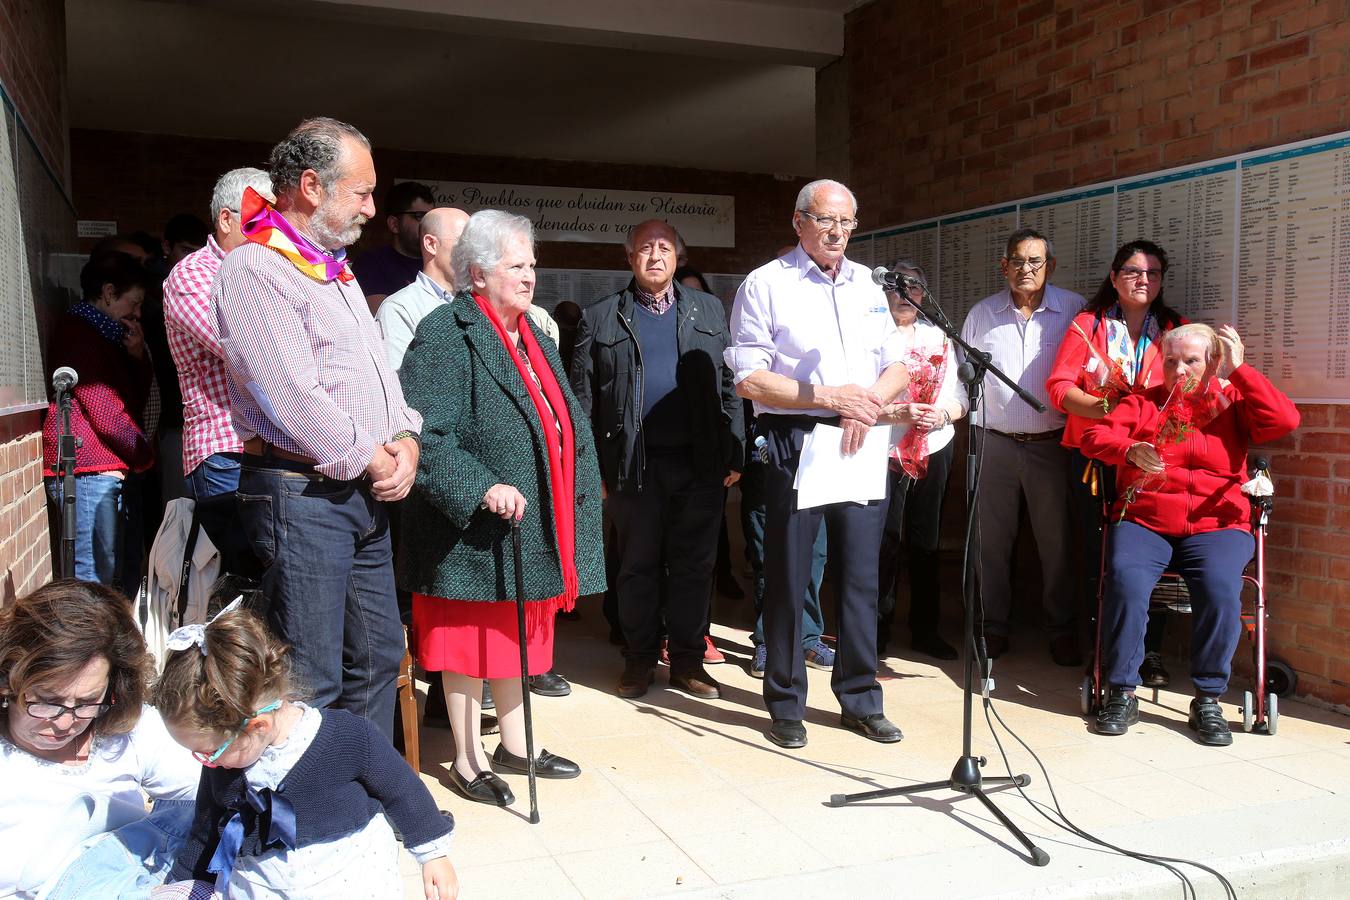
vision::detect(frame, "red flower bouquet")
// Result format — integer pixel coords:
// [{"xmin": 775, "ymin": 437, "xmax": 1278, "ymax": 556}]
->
[{"xmin": 894, "ymin": 346, "xmax": 948, "ymax": 480}]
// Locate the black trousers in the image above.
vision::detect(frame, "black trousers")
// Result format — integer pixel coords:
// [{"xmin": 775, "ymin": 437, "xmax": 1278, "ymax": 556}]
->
[
  {"xmin": 878, "ymin": 441, "xmax": 954, "ymax": 638},
  {"xmin": 760, "ymin": 415, "xmax": 888, "ymax": 721},
  {"xmin": 608, "ymin": 453, "xmax": 724, "ymax": 671}
]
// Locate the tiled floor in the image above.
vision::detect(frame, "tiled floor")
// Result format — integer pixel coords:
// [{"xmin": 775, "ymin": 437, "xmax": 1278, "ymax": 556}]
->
[{"xmin": 400, "ymin": 613, "xmax": 1350, "ymax": 899}]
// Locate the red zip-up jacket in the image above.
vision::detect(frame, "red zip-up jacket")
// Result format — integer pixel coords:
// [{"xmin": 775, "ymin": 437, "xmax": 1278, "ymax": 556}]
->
[
  {"xmin": 1080, "ymin": 364, "xmax": 1298, "ymax": 537},
  {"xmin": 1046, "ymin": 309, "xmax": 1184, "ymax": 450}
]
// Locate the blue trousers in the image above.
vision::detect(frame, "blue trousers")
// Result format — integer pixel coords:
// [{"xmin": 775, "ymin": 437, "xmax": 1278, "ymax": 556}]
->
[
  {"xmin": 1104, "ymin": 522, "xmax": 1253, "ymax": 696},
  {"xmin": 760, "ymin": 415, "xmax": 887, "ymax": 721},
  {"xmin": 47, "ymin": 474, "xmax": 141, "ymax": 597},
  {"xmin": 186, "ymin": 452, "xmax": 242, "ymax": 500},
  {"xmin": 43, "ymin": 798, "xmax": 195, "ymax": 900},
  {"xmin": 237, "ymin": 460, "xmax": 404, "ymax": 740}
]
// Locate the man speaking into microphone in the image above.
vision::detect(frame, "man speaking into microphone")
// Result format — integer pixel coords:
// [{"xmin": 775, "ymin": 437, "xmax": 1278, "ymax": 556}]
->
[{"xmin": 726, "ymin": 179, "xmax": 909, "ymax": 749}]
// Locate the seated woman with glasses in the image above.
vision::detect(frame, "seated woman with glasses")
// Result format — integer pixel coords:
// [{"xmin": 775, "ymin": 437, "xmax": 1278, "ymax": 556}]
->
[
  {"xmin": 1080, "ymin": 324, "xmax": 1298, "ymax": 746},
  {"xmin": 0, "ymin": 580, "xmax": 201, "ymax": 899},
  {"xmin": 1047, "ymin": 240, "xmax": 1185, "ymax": 687}
]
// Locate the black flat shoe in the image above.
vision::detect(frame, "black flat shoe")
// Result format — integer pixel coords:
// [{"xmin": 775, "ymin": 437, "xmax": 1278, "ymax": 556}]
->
[
  {"xmin": 840, "ymin": 712, "xmax": 904, "ymax": 743},
  {"xmin": 449, "ymin": 768, "xmax": 515, "ymax": 806},
  {"xmin": 529, "ymin": 671, "xmax": 572, "ymax": 697},
  {"xmin": 1139, "ymin": 652, "xmax": 1170, "ymax": 688},
  {"xmin": 1188, "ymin": 697, "xmax": 1233, "ymax": 747},
  {"xmin": 491, "ymin": 744, "xmax": 582, "ymax": 779},
  {"xmin": 767, "ymin": 718, "xmax": 807, "ymax": 749},
  {"xmin": 1094, "ymin": 689, "xmax": 1139, "ymax": 736}
]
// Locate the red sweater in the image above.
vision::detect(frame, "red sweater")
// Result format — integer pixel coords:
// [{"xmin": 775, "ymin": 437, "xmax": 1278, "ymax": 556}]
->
[
  {"xmin": 1046, "ymin": 310, "xmax": 1181, "ymax": 449},
  {"xmin": 1080, "ymin": 364, "xmax": 1299, "ymax": 537},
  {"xmin": 42, "ymin": 312, "xmax": 155, "ymax": 476}
]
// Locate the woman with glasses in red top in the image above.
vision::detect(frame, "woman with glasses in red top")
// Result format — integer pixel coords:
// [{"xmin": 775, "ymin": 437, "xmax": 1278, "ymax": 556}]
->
[
  {"xmin": 1047, "ymin": 240, "xmax": 1186, "ymax": 688},
  {"xmin": 0, "ymin": 580, "xmax": 200, "ymax": 899}
]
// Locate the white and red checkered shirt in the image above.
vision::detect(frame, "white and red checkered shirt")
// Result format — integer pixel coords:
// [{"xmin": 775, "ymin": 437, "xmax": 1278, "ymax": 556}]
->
[{"xmin": 164, "ymin": 236, "xmax": 240, "ymax": 475}]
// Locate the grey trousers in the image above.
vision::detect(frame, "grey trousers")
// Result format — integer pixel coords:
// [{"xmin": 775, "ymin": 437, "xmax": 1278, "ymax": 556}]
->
[{"xmin": 974, "ymin": 428, "xmax": 1075, "ymax": 637}]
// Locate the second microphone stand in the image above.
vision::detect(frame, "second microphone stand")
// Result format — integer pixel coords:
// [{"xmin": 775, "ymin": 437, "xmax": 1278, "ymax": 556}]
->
[
  {"xmin": 829, "ymin": 273, "xmax": 1049, "ymax": 867},
  {"xmin": 56, "ymin": 382, "xmax": 78, "ymax": 579}
]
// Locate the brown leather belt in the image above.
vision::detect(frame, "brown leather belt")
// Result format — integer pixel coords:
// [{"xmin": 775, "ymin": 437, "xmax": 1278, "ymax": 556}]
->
[
  {"xmin": 986, "ymin": 428, "xmax": 1063, "ymax": 443},
  {"xmin": 242, "ymin": 436, "xmax": 317, "ymax": 466}
]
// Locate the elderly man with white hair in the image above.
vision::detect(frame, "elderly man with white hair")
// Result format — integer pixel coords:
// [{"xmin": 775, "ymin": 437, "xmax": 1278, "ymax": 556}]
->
[
  {"xmin": 726, "ymin": 179, "xmax": 909, "ymax": 749},
  {"xmin": 163, "ymin": 165, "xmax": 274, "ymax": 501}
]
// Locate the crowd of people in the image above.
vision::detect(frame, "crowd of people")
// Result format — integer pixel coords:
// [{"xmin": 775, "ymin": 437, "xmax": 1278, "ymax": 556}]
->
[{"xmin": 2, "ymin": 114, "xmax": 1299, "ymax": 897}]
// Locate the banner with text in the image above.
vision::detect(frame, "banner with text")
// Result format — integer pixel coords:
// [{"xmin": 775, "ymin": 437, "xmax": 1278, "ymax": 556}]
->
[{"xmin": 408, "ymin": 179, "xmax": 735, "ymax": 247}]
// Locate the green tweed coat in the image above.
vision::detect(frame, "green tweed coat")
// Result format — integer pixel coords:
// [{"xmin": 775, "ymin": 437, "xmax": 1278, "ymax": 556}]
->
[{"xmin": 396, "ymin": 296, "xmax": 606, "ymax": 602}]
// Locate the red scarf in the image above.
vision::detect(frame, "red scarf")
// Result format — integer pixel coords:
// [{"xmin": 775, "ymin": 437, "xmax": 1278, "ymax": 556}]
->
[{"xmin": 474, "ymin": 294, "xmax": 580, "ymax": 613}]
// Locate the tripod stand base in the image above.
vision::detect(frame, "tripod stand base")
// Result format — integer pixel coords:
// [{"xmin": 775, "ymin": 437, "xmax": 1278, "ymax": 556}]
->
[{"xmin": 829, "ymin": 755, "xmax": 1049, "ymax": 866}]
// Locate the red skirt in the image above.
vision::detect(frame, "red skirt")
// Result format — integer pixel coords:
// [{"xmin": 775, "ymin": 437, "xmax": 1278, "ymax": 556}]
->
[{"xmin": 413, "ymin": 593, "xmax": 557, "ymax": 678}]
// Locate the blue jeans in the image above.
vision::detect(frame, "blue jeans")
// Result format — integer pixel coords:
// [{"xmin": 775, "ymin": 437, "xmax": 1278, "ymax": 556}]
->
[
  {"xmin": 46, "ymin": 474, "xmax": 141, "ymax": 597},
  {"xmin": 1104, "ymin": 522, "xmax": 1253, "ymax": 696},
  {"xmin": 186, "ymin": 452, "xmax": 242, "ymax": 501},
  {"xmin": 43, "ymin": 798, "xmax": 195, "ymax": 900},
  {"xmin": 237, "ymin": 461, "xmax": 404, "ymax": 740}
]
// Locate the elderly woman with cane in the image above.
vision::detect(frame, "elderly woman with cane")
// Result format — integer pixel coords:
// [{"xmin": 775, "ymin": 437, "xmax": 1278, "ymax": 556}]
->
[{"xmin": 398, "ymin": 210, "xmax": 606, "ymax": 810}]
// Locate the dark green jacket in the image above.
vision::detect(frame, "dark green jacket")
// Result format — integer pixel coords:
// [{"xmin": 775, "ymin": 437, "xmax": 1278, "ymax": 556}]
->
[{"xmin": 396, "ymin": 296, "xmax": 606, "ymax": 602}]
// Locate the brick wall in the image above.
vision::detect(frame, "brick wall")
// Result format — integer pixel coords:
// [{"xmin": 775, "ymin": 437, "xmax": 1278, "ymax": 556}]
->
[
  {"xmin": 1, "ymin": 0, "xmax": 66, "ymax": 605},
  {"xmin": 843, "ymin": 0, "xmax": 1350, "ymax": 708},
  {"xmin": 70, "ymin": 129, "xmax": 806, "ymax": 275},
  {"xmin": 0, "ymin": 0, "xmax": 69, "ymax": 189},
  {"xmin": 0, "ymin": 412, "xmax": 51, "ymax": 604}
]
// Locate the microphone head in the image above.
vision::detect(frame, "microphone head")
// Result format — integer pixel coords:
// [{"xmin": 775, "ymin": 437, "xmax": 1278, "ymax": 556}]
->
[
  {"xmin": 52, "ymin": 366, "xmax": 78, "ymax": 390},
  {"xmin": 871, "ymin": 266, "xmax": 891, "ymax": 287},
  {"xmin": 1253, "ymin": 455, "xmax": 1270, "ymax": 471}
]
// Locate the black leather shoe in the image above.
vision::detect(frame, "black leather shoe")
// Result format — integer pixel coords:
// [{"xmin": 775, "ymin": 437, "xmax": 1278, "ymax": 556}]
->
[
  {"xmin": 840, "ymin": 712, "xmax": 904, "ymax": 743},
  {"xmin": 767, "ymin": 718, "xmax": 807, "ymax": 749},
  {"xmin": 912, "ymin": 632, "xmax": 959, "ymax": 660},
  {"xmin": 1094, "ymin": 689, "xmax": 1139, "ymax": 736},
  {"xmin": 1188, "ymin": 697, "xmax": 1233, "ymax": 746},
  {"xmin": 449, "ymin": 768, "xmax": 515, "ymax": 806},
  {"xmin": 669, "ymin": 666, "xmax": 721, "ymax": 700},
  {"xmin": 492, "ymin": 744, "xmax": 582, "ymax": 779},
  {"xmin": 529, "ymin": 671, "xmax": 571, "ymax": 697},
  {"xmin": 1140, "ymin": 652, "xmax": 1170, "ymax": 688},
  {"xmin": 618, "ymin": 662, "xmax": 656, "ymax": 698},
  {"xmin": 1050, "ymin": 634, "xmax": 1084, "ymax": 667}
]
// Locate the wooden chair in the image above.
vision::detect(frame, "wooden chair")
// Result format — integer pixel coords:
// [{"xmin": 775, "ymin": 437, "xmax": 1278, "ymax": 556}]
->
[{"xmin": 397, "ymin": 627, "xmax": 420, "ymax": 772}]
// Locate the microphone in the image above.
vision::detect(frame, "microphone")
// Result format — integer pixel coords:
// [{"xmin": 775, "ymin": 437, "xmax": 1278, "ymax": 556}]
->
[
  {"xmin": 52, "ymin": 366, "xmax": 78, "ymax": 393},
  {"xmin": 871, "ymin": 266, "xmax": 921, "ymax": 290}
]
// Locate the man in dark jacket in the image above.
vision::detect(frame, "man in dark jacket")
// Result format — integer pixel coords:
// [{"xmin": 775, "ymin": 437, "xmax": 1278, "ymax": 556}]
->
[{"xmin": 571, "ymin": 220, "xmax": 744, "ymax": 701}]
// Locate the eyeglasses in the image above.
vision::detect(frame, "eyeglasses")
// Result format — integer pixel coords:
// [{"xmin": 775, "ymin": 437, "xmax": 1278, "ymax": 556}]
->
[
  {"xmin": 24, "ymin": 698, "xmax": 112, "ymax": 721},
  {"xmin": 1118, "ymin": 265, "xmax": 1164, "ymax": 281},
  {"xmin": 1006, "ymin": 257, "xmax": 1047, "ymax": 273},
  {"xmin": 798, "ymin": 210, "xmax": 859, "ymax": 232},
  {"xmin": 193, "ymin": 699, "xmax": 282, "ymax": 767},
  {"xmin": 393, "ymin": 210, "xmax": 428, "ymax": 222}
]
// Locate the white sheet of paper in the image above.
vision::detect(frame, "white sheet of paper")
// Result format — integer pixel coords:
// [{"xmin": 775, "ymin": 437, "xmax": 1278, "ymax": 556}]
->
[{"xmin": 792, "ymin": 423, "xmax": 890, "ymax": 510}]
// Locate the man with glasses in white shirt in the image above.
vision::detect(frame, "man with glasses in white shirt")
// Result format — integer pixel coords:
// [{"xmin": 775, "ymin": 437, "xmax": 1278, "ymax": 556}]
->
[
  {"xmin": 959, "ymin": 228, "xmax": 1083, "ymax": 666},
  {"xmin": 727, "ymin": 179, "xmax": 909, "ymax": 750}
]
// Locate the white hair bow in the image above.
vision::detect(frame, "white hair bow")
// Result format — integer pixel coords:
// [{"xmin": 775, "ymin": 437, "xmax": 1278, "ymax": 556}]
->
[{"xmin": 165, "ymin": 595, "xmax": 244, "ymax": 656}]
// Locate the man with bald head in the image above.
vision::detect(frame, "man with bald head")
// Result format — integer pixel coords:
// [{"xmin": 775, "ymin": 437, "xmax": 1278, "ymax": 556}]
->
[
  {"xmin": 376, "ymin": 206, "xmax": 470, "ymax": 371},
  {"xmin": 571, "ymin": 219, "xmax": 744, "ymax": 701}
]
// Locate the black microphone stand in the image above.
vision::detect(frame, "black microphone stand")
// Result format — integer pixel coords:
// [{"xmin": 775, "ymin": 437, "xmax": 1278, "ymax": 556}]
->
[
  {"xmin": 829, "ymin": 273, "xmax": 1050, "ymax": 867},
  {"xmin": 56, "ymin": 383, "xmax": 78, "ymax": 579}
]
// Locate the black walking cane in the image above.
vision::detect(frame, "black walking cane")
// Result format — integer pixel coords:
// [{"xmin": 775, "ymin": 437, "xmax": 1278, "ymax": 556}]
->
[{"xmin": 510, "ymin": 520, "xmax": 541, "ymax": 824}]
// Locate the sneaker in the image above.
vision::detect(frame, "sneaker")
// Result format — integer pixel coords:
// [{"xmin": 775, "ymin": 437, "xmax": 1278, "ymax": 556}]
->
[
  {"xmin": 804, "ymin": 640, "xmax": 835, "ymax": 671},
  {"xmin": 750, "ymin": 643, "xmax": 767, "ymax": 678},
  {"xmin": 1094, "ymin": 688, "xmax": 1139, "ymax": 736},
  {"xmin": 1188, "ymin": 696, "xmax": 1233, "ymax": 746},
  {"xmin": 703, "ymin": 635, "xmax": 725, "ymax": 665},
  {"xmin": 1139, "ymin": 652, "xmax": 1170, "ymax": 688}
]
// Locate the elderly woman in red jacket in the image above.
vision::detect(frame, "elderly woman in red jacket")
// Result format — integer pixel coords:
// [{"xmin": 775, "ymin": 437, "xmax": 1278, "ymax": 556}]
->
[{"xmin": 1081, "ymin": 323, "xmax": 1298, "ymax": 747}]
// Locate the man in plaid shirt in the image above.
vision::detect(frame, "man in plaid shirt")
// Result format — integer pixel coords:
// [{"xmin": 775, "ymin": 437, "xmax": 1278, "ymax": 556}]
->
[
  {"xmin": 212, "ymin": 118, "xmax": 422, "ymax": 740},
  {"xmin": 163, "ymin": 167, "xmax": 274, "ymax": 501}
]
